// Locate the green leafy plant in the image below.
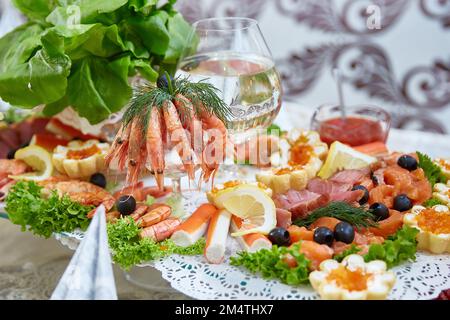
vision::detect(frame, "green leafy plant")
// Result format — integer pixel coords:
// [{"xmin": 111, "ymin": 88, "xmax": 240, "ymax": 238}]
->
[
  {"xmin": 0, "ymin": 0, "xmax": 193, "ymax": 124},
  {"xmin": 5, "ymin": 181, "xmax": 92, "ymax": 238},
  {"xmin": 363, "ymin": 226, "xmax": 419, "ymax": 268},
  {"xmin": 230, "ymin": 243, "xmax": 311, "ymax": 285},
  {"xmin": 293, "ymin": 202, "xmax": 378, "ymax": 229},
  {"xmin": 333, "ymin": 244, "xmax": 361, "ymax": 262},
  {"xmin": 107, "ymin": 217, "xmax": 205, "ymax": 269},
  {"xmin": 423, "ymin": 198, "xmax": 445, "ymax": 208},
  {"xmin": 417, "ymin": 151, "xmax": 447, "ymax": 186}
]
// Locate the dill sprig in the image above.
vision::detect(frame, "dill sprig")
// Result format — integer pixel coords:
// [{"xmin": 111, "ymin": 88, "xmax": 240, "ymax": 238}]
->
[
  {"xmin": 121, "ymin": 75, "xmax": 232, "ymax": 133},
  {"xmin": 416, "ymin": 151, "xmax": 447, "ymax": 186},
  {"xmin": 173, "ymin": 77, "xmax": 233, "ymax": 125},
  {"xmin": 293, "ymin": 201, "xmax": 378, "ymax": 229}
]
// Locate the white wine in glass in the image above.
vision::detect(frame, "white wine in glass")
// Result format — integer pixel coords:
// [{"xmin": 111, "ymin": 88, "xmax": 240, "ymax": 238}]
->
[{"xmin": 177, "ymin": 17, "xmax": 282, "ymax": 147}]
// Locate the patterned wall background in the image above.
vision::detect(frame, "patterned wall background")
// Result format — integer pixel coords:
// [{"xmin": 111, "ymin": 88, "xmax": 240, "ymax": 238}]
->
[
  {"xmin": 0, "ymin": 0, "xmax": 449, "ymax": 133},
  {"xmin": 176, "ymin": 0, "xmax": 450, "ymax": 133}
]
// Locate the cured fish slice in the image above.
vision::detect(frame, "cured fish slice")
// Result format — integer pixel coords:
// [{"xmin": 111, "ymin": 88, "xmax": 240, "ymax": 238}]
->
[
  {"xmin": 140, "ymin": 218, "xmax": 181, "ymax": 242},
  {"xmin": 309, "ymin": 217, "xmax": 341, "ymax": 231},
  {"xmin": 284, "ymin": 240, "xmax": 334, "ymax": 270},
  {"xmin": 230, "ymin": 215, "xmax": 272, "ymax": 253},
  {"xmin": 368, "ymin": 210, "xmax": 404, "ymax": 238},
  {"xmin": 288, "ymin": 225, "xmax": 314, "ymax": 243},
  {"xmin": 204, "ymin": 208, "xmax": 232, "ymax": 264},
  {"xmin": 171, "ymin": 203, "xmax": 217, "ymax": 247}
]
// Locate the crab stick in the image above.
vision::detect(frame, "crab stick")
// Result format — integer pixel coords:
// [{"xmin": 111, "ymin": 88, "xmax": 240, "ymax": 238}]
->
[
  {"xmin": 204, "ymin": 208, "xmax": 232, "ymax": 264},
  {"xmin": 230, "ymin": 216, "xmax": 272, "ymax": 252},
  {"xmin": 171, "ymin": 203, "xmax": 217, "ymax": 247}
]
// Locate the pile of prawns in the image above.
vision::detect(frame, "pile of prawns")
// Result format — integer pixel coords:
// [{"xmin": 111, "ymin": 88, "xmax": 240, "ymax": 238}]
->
[{"xmin": 105, "ymin": 92, "xmax": 228, "ymax": 190}]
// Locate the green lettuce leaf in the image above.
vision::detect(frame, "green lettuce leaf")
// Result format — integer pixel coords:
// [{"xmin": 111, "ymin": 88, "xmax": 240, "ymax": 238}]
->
[
  {"xmin": 107, "ymin": 217, "xmax": 205, "ymax": 270},
  {"xmin": 129, "ymin": 58, "xmax": 158, "ymax": 81},
  {"xmin": 125, "ymin": 10, "xmax": 170, "ymax": 55},
  {"xmin": 230, "ymin": 243, "xmax": 311, "ymax": 285},
  {"xmin": 163, "ymin": 13, "xmax": 192, "ymax": 64},
  {"xmin": 128, "ymin": 0, "xmax": 158, "ymax": 13},
  {"xmin": 64, "ymin": 55, "xmax": 132, "ymax": 124},
  {"xmin": 12, "ymin": 0, "xmax": 57, "ymax": 20},
  {"xmin": 0, "ymin": 0, "xmax": 193, "ymax": 124},
  {"xmin": 46, "ymin": 0, "xmax": 129, "ymax": 25},
  {"xmin": 5, "ymin": 181, "xmax": 92, "ymax": 238},
  {"xmin": 44, "ymin": 24, "xmax": 126, "ymax": 59},
  {"xmin": 364, "ymin": 225, "xmax": 419, "ymax": 268},
  {"xmin": 0, "ymin": 24, "xmax": 71, "ymax": 108}
]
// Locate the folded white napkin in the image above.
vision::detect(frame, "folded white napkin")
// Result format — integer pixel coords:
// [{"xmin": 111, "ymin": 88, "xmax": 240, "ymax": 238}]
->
[{"xmin": 51, "ymin": 205, "xmax": 117, "ymax": 300}]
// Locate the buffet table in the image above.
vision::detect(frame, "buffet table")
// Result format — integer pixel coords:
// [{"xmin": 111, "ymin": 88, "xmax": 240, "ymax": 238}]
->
[{"xmin": 0, "ymin": 101, "xmax": 449, "ymax": 299}]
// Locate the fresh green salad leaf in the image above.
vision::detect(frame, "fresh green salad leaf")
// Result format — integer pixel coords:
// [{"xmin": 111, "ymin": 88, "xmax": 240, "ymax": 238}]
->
[
  {"xmin": 294, "ymin": 202, "xmax": 378, "ymax": 229},
  {"xmin": 5, "ymin": 181, "xmax": 93, "ymax": 238},
  {"xmin": 230, "ymin": 243, "xmax": 311, "ymax": 285},
  {"xmin": 417, "ymin": 151, "xmax": 447, "ymax": 186},
  {"xmin": 363, "ymin": 226, "xmax": 419, "ymax": 268},
  {"xmin": 12, "ymin": 0, "xmax": 57, "ymax": 21},
  {"xmin": 144, "ymin": 195, "xmax": 155, "ymax": 206},
  {"xmin": 333, "ymin": 244, "xmax": 361, "ymax": 262},
  {"xmin": 107, "ymin": 217, "xmax": 205, "ymax": 269},
  {"xmin": 423, "ymin": 198, "xmax": 445, "ymax": 208},
  {"xmin": 1, "ymin": 0, "xmax": 192, "ymax": 124}
]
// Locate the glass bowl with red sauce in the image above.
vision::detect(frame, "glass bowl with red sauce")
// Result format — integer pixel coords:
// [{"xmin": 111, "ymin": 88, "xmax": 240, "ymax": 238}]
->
[{"xmin": 310, "ymin": 104, "xmax": 391, "ymax": 147}]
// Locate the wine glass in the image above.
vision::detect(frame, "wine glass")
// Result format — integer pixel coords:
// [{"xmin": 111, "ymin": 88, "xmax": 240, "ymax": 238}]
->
[{"xmin": 176, "ymin": 17, "xmax": 282, "ymax": 178}]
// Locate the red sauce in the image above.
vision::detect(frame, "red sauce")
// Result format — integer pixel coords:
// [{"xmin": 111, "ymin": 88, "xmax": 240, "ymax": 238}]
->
[{"xmin": 319, "ymin": 117, "xmax": 386, "ymax": 147}]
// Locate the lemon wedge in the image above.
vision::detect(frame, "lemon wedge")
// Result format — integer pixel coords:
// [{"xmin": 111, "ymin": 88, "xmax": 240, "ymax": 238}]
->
[
  {"xmin": 318, "ymin": 141, "xmax": 377, "ymax": 179},
  {"xmin": 212, "ymin": 184, "xmax": 276, "ymax": 236},
  {"xmin": 10, "ymin": 145, "xmax": 53, "ymax": 181}
]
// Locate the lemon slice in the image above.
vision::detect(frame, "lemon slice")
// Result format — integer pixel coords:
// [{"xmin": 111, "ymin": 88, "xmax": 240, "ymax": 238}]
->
[
  {"xmin": 318, "ymin": 141, "xmax": 377, "ymax": 179},
  {"xmin": 10, "ymin": 145, "xmax": 53, "ymax": 181},
  {"xmin": 212, "ymin": 184, "xmax": 276, "ymax": 236}
]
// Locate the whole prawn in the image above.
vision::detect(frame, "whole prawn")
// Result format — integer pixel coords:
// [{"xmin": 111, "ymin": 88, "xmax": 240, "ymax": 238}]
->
[
  {"xmin": 198, "ymin": 105, "xmax": 228, "ymax": 184},
  {"xmin": 146, "ymin": 106, "xmax": 165, "ymax": 190},
  {"xmin": 140, "ymin": 218, "xmax": 181, "ymax": 242},
  {"xmin": 173, "ymin": 94, "xmax": 204, "ymax": 162},
  {"xmin": 126, "ymin": 118, "xmax": 147, "ymax": 186},
  {"xmin": 163, "ymin": 100, "xmax": 196, "ymax": 179}
]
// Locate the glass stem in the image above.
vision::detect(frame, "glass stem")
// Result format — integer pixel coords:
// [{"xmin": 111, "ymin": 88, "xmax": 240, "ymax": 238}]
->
[{"xmin": 171, "ymin": 176, "xmax": 182, "ymax": 198}]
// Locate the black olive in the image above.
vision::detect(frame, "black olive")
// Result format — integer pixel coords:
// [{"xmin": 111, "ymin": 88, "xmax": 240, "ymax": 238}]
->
[
  {"xmin": 397, "ymin": 155, "xmax": 418, "ymax": 171},
  {"xmin": 334, "ymin": 222, "xmax": 355, "ymax": 244},
  {"xmin": 393, "ymin": 194, "xmax": 413, "ymax": 212},
  {"xmin": 369, "ymin": 202, "xmax": 390, "ymax": 221},
  {"xmin": 371, "ymin": 172, "xmax": 379, "ymax": 186},
  {"xmin": 116, "ymin": 195, "xmax": 136, "ymax": 216},
  {"xmin": 90, "ymin": 173, "xmax": 107, "ymax": 188},
  {"xmin": 6, "ymin": 149, "xmax": 16, "ymax": 159},
  {"xmin": 313, "ymin": 227, "xmax": 334, "ymax": 247},
  {"xmin": 157, "ymin": 74, "xmax": 174, "ymax": 89},
  {"xmin": 352, "ymin": 185, "xmax": 369, "ymax": 205},
  {"xmin": 268, "ymin": 227, "xmax": 291, "ymax": 246}
]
